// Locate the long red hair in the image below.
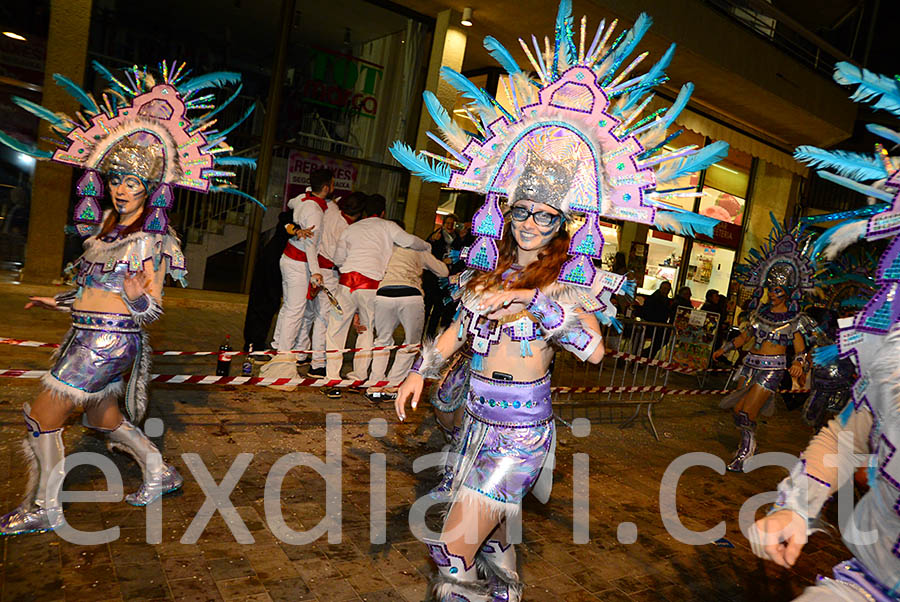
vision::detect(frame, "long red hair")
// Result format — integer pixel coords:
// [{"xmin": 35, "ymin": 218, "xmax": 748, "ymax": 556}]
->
[{"xmin": 466, "ymin": 220, "xmax": 571, "ymax": 293}]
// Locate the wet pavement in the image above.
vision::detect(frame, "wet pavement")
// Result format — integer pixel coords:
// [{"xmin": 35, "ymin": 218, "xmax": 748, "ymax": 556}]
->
[{"xmin": 0, "ymin": 282, "xmax": 849, "ymax": 601}]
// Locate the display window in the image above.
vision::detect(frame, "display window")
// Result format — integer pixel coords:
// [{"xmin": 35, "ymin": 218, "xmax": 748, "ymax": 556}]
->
[
  {"xmin": 699, "ymin": 146, "xmax": 751, "ymax": 225},
  {"xmin": 684, "ymin": 242, "xmax": 736, "ymax": 307},
  {"xmin": 639, "ymin": 230, "xmax": 685, "ymax": 296}
]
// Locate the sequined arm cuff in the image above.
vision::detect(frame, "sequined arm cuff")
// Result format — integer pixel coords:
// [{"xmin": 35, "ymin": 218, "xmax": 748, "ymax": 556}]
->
[
  {"xmin": 527, "ymin": 290, "xmax": 567, "ymax": 334},
  {"xmin": 409, "ymin": 339, "xmax": 447, "ymax": 379},
  {"xmin": 557, "ymin": 325, "xmax": 602, "ymax": 361},
  {"xmin": 720, "ymin": 340, "xmax": 735, "ymax": 354},
  {"xmin": 122, "ymin": 292, "xmax": 163, "ymax": 325},
  {"xmin": 769, "ymin": 459, "xmax": 832, "ymax": 531},
  {"xmin": 53, "ymin": 289, "xmax": 79, "ymax": 312}
]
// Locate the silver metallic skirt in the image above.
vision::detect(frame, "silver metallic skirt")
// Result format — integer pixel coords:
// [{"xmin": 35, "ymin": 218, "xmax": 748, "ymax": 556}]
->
[
  {"xmin": 719, "ymin": 353, "xmax": 787, "ymax": 416},
  {"xmin": 43, "ymin": 310, "xmax": 152, "ymax": 421}
]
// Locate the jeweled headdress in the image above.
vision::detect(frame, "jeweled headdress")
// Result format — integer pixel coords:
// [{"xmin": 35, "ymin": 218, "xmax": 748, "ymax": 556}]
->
[
  {"xmin": 734, "ymin": 215, "xmax": 815, "ymax": 312},
  {"xmin": 0, "ymin": 61, "xmax": 260, "ymax": 236},
  {"xmin": 389, "ymin": 1, "xmax": 730, "ymax": 289},
  {"xmin": 795, "ymin": 63, "xmax": 900, "ymax": 421}
]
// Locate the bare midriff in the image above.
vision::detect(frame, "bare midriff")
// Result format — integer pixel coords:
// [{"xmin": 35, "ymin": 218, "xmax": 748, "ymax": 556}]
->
[{"xmin": 476, "ymin": 334, "xmax": 554, "ymax": 381}]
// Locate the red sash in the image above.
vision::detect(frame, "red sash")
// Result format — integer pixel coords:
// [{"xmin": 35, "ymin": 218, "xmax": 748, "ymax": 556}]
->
[
  {"xmin": 283, "ymin": 244, "xmax": 307, "ymax": 262},
  {"xmin": 318, "ymin": 255, "xmax": 335, "ymax": 270},
  {"xmin": 339, "ymin": 271, "xmax": 380, "ymax": 292}
]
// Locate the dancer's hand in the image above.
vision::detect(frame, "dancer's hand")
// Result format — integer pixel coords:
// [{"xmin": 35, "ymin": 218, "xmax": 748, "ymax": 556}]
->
[
  {"xmin": 712, "ymin": 348, "xmax": 724, "ymax": 360},
  {"xmin": 25, "ymin": 296, "xmax": 57, "ymax": 310},
  {"xmin": 352, "ymin": 313, "xmax": 366, "ymax": 334},
  {"xmin": 123, "ymin": 270, "xmax": 152, "ymax": 301},
  {"xmin": 478, "ymin": 288, "xmax": 534, "ymax": 320},
  {"xmin": 749, "ymin": 509, "xmax": 807, "ymax": 568},
  {"xmin": 395, "ymin": 373, "xmax": 424, "ymax": 421},
  {"xmin": 310, "ymin": 273, "xmax": 324, "ymax": 288},
  {"xmin": 789, "ymin": 361, "xmax": 804, "ymax": 379}
]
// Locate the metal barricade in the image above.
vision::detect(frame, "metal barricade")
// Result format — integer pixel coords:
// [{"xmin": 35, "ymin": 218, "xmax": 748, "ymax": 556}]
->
[{"xmin": 552, "ymin": 318, "xmax": 674, "ymax": 440}]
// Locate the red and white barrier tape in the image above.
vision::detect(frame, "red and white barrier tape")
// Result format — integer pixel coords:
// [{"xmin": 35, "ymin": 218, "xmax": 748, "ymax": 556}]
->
[
  {"xmin": 0, "ymin": 369, "xmax": 809, "ymax": 396},
  {"xmin": 0, "ymin": 337, "xmax": 419, "ymax": 357}
]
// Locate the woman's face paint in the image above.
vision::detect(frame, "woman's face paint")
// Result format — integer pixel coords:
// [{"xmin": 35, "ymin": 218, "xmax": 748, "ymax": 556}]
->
[
  {"xmin": 767, "ymin": 286, "xmax": 788, "ymax": 304},
  {"xmin": 510, "ymin": 200, "xmax": 561, "ymax": 252},
  {"xmin": 108, "ymin": 174, "xmax": 148, "ymax": 221}
]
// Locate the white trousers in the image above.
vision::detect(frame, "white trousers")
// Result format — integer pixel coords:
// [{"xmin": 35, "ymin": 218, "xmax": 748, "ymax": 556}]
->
[
  {"xmin": 271, "ymin": 256, "xmax": 311, "ymax": 352},
  {"xmin": 325, "ymin": 286, "xmax": 376, "ymax": 380},
  {"xmin": 369, "ymin": 294, "xmax": 425, "ymax": 384},
  {"xmin": 299, "ymin": 268, "xmax": 339, "ymax": 369}
]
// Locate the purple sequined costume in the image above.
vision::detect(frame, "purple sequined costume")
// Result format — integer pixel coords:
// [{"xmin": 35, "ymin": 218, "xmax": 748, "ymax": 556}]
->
[{"xmin": 447, "ymin": 372, "xmax": 556, "ymax": 516}]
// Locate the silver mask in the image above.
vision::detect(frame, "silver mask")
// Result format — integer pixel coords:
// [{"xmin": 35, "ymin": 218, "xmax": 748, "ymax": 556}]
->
[{"xmin": 512, "ymin": 150, "xmax": 574, "ymax": 212}]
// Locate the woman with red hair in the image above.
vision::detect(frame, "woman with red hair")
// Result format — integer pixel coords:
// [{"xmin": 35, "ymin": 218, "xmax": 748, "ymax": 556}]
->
[{"xmin": 395, "ymin": 153, "xmax": 610, "ymax": 601}]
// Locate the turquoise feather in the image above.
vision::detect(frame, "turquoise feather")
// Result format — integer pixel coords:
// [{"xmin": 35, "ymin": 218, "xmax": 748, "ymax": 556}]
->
[
  {"xmin": 177, "ymin": 71, "xmax": 241, "ymax": 96},
  {"xmin": 0, "ymin": 131, "xmax": 53, "ymax": 158},
  {"xmin": 204, "ymin": 104, "xmax": 254, "ymax": 145},
  {"xmin": 11, "ymin": 97, "xmax": 69, "ymax": 129},
  {"xmin": 52, "ymin": 73, "xmax": 99, "ymax": 114},
  {"xmin": 214, "ymin": 157, "xmax": 257, "ymax": 169},
  {"xmin": 661, "ymin": 83, "xmax": 693, "ymax": 128},
  {"xmin": 622, "ymin": 43, "xmax": 674, "ymax": 112},
  {"xmin": 866, "ymin": 124, "xmax": 900, "ymax": 146},
  {"xmin": 657, "ymin": 140, "xmax": 729, "ymax": 182},
  {"xmin": 794, "ymin": 146, "xmax": 888, "ymax": 182},
  {"xmin": 389, "ymin": 142, "xmax": 452, "ymax": 183},
  {"xmin": 210, "ymin": 186, "xmax": 265, "ymax": 209},
  {"xmin": 816, "ymin": 171, "xmax": 894, "ymax": 202},
  {"xmin": 197, "ymin": 84, "xmax": 243, "ymax": 123},
  {"xmin": 483, "ymin": 36, "xmax": 521, "ymax": 75},
  {"xmin": 439, "ymin": 67, "xmax": 494, "ymax": 116},
  {"xmin": 92, "ymin": 61, "xmax": 133, "ymax": 95},
  {"xmin": 834, "ymin": 62, "xmax": 900, "ymax": 116}
]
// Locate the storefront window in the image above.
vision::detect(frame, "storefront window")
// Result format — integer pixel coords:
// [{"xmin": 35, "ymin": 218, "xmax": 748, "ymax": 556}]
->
[
  {"xmin": 699, "ymin": 147, "xmax": 751, "ymax": 225},
  {"xmin": 684, "ymin": 242, "xmax": 736, "ymax": 307},
  {"xmin": 640, "ymin": 230, "xmax": 684, "ymax": 295}
]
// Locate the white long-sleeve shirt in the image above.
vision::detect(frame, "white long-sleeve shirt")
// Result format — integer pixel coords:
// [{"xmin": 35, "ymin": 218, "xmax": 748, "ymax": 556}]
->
[
  {"xmin": 333, "ymin": 216, "xmax": 431, "ymax": 281},
  {"xmin": 286, "ymin": 192, "xmax": 327, "ymax": 276},
  {"xmin": 318, "ymin": 201, "xmax": 351, "ymax": 265},
  {"xmin": 380, "ymin": 247, "xmax": 449, "ymax": 293}
]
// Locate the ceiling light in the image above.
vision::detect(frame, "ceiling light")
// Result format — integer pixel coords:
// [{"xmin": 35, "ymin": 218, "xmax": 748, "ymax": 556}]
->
[
  {"xmin": 461, "ymin": 8, "xmax": 473, "ymax": 27},
  {"xmin": 2, "ymin": 32, "xmax": 26, "ymax": 41}
]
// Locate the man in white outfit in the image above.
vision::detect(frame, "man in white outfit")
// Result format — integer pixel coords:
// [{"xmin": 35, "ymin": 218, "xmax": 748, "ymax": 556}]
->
[
  {"xmin": 270, "ymin": 168, "xmax": 333, "ymax": 354},
  {"xmin": 325, "ymin": 194, "xmax": 431, "ymax": 398},
  {"xmin": 299, "ymin": 192, "xmax": 366, "ymax": 377},
  {"xmin": 367, "ymin": 220, "xmax": 449, "ymax": 400}
]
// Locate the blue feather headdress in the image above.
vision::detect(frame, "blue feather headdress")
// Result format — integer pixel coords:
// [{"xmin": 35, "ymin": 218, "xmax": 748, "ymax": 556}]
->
[
  {"xmin": 0, "ymin": 60, "xmax": 261, "ymax": 235},
  {"xmin": 389, "ymin": 0, "xmax": 733, "ymax": 289}
]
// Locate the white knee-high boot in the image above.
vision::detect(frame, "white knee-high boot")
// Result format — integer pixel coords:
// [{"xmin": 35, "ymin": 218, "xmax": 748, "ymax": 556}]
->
[
  {"xmin": 0, "ymin": 404, "xmax": 66, "ymax": 535},
  {"xmin": 478, "ymin": 539, "xmax": 522, "ymax": 602}
]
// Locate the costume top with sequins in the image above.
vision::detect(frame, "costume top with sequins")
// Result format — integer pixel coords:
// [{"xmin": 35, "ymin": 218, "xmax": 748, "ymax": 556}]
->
[
  {"xmin": 449, "ymin": 265, "xmax": 628, "ymax": 368},
  {"xmin": 68, "ymin": 222, "xmax": 187, "ymax": 295},
  {"xmin": 744, "ymin": 305, "xmax": 818, "ymax": 349}
]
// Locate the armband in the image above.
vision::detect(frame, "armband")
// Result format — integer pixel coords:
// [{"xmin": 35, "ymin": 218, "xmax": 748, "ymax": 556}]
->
[
  {"xmin": 526, "ymin": 290, "xmax": 575, "ymax": 338},
  {"xmin": 720, "ymin": 340, "xmax": 735, "ymax": 354},
  {"xmin": 122, "ymin": 292, "xmax": 163, "ymax": 325},
  {"xmin": 409, "ymin": 339, "xmax": 447, "ymax": 379},
  {"xmin": 53, "ymin": 289, "xmax": 79, "ymax": 311},
  {"xmin": 557, "ymin": 325, "xmax": 602, "ymax": 361}
]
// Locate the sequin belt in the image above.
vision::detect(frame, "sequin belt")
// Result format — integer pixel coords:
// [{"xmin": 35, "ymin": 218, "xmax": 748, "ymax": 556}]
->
[
  {"xmin": 743, "ymin": 353, "xmax": 787, "ymax": 370},
  {"xmin": 466, "ymin": 372, "xmax": 553, "ymax": 427},
  {"xmin": 71, "ymin": 310, "xmax": 140, "ymax": 333}
]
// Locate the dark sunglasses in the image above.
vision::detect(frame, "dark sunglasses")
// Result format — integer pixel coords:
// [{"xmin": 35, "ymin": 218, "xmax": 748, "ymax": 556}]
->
[{"xmin": 509, "ymin": 206, "xmax": 561, "ymax": 227}]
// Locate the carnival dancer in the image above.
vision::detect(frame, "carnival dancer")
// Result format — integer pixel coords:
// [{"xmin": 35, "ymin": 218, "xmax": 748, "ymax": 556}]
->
[
  {"xmin": 298, "ymin": 191, "xmax": 366, "ymax": 377},
  {"xmin": 270, "ymin": 168, "xmax": 333, "ymax": 354},
  {"xmin": 323, "ymin": 194, "xmax": 431, "ymax": 398},
  {"xmin": 750, "ymin": 60, "xmax": 900, "ymax": 601},
  {"xmin": 389, "ymin": 3, "xmax": 733, "ymax": 597},
  {"xmin": 712, "ymin": 218, "xmax": 819, "ymax": 472},
  {"xmin": 0, "ymin": 61, "xmax": 259, "ymax": 535}
]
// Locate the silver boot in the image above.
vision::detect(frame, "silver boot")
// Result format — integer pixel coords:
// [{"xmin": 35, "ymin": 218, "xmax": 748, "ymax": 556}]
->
[
  {"xmin": 425, "ymin": 538, "xmax": 493, "ymax": 602},
  {"xmin": 100, "ymin": 418, "xmax": 183, "ymax": 506},
  {"xmin": 0, "ymin": 405, "xmax": 65, "ymax": 536},
  {"xmin": 478, "ymin": 539, "xmax": 522, "ymax": 602},
  {"xmin": 726, "ymin": 411, "xmax": 757, "ymax": 473}
]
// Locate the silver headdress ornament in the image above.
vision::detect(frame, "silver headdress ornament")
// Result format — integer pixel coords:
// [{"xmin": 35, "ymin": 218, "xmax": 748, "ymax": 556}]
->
[
  {"xmin": 512, "ymin": 151, "xmax": 575, "ymax": 212},
  {"xmin": 735, "ymin": 214, "xmax": 815, "ymax": 312},
  {"xmin": 99, "ymin": 138, "xmax": 167, "ymax": 184}
]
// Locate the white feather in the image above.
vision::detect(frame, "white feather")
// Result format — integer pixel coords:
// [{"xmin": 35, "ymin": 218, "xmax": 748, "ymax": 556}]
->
[{"xmin": 823, "ymin": 220, "xmax": 867, "ymax": 259}]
